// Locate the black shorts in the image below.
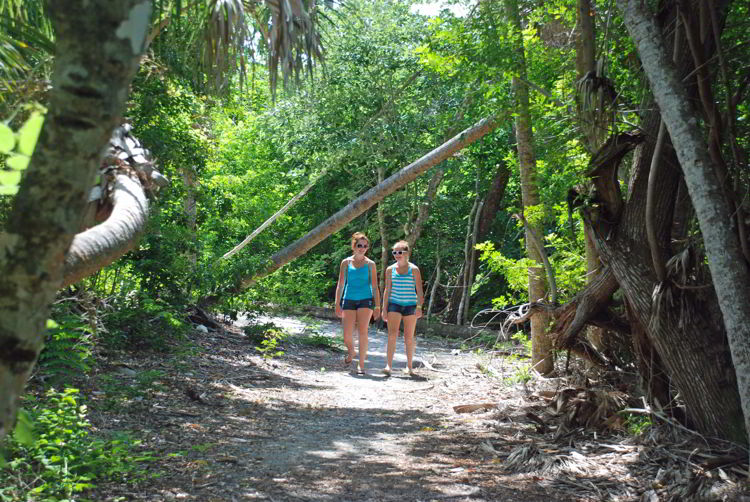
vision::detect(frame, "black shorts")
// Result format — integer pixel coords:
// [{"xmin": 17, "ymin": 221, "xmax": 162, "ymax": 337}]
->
[
  {"xmin": 387, "ymin": 302, "xmax": 417, "ymax": 316},
  {"xmin": 341, "ymin": 298, "xmax": 374, "ymax": 310}
]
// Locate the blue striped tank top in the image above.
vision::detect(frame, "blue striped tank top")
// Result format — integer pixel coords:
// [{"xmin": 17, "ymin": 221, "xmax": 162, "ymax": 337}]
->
[
  {"xmin": 343, "ymin": 261, "xmax": 373, "ymax": 300},
  {"xmin": 390, "ymin": 265, "xmax": 418, "ymax": 306}
]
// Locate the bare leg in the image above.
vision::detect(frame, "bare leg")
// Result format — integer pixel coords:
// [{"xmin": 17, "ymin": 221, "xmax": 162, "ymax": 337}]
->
[
  {"xmin": 356, "ymin": 308, "xmax": 373, "ymax": 372},
  {"xmin": 402, "ymin": 314, "xmax": 418, "ymax": 373},
  {"xmin": 342, "ymin": 310, "xmax": 357, "ymax": 363},
  {"xmin": 385, "ymin": 311, "xmax": 403, "ymax": 373}
]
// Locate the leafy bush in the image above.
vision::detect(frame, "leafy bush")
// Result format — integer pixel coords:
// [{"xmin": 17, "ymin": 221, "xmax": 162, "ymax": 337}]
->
[
  {"xmin": 242, "ymin": 322, "xmax": 288, "ymax": 359},
  {"xmin": 102, "ymin": 293, "xmax": 188, "ymax": 352},
  {"xmin": 0, "ymin": 388, "xmax": 153, "ymax": 501},
  {"xmin": 623, "ymin": 413, "xmax": 652, "ymax": 436}
]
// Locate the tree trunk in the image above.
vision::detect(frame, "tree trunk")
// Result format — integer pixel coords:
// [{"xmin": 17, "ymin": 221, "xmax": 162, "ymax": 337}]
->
[
  {"xmin": 62, "ymin": 174, "xmax": 148, "ymax": 288},
  {"xmin": 377, "ymin": 166, "xmax": 388, "ymax": 293},
  {"xmin": 457, "ymin": 188, "xmax": 481, "ymax": 326},
  {"xmin": 445, "ymin": 159, "xmax": 510, "ymax": 323},
  {"xmin": 0, "ymin": 0, "xmax": 150, "ymax": 440},
  {"xmin": 406, "ymin": 167, "xmax": 444, "ymax": 250},
  {"xmin": 426, "ymin": 253, "xmax": 440, "ymax": 321},
  {"xmin": 506, "ymin": 0, "xmax": 553, "ymax": 375},
  {"xmin": 575, "ymin": 0, "xmax": 606, "ymax": 352},
  {"xmin": 619, "ymin": 0, "xmax": 750, "ymax": 443},
  {"xmin": 463, "ymin": 198, "xmax": 484, "ymax": 325}
]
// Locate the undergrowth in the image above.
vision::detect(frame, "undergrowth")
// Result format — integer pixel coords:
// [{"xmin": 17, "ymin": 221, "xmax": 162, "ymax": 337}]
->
[{"xmin": 0, "ymin": 388, "xmax": 154, "ymax": 502}]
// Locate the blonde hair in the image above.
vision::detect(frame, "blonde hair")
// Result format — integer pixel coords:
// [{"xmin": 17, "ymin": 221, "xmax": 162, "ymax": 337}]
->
[
  {"xmin": 392, "ymin": 240, "xmax": 409, "ymax": 252},
  {"xmin": 351, "ymin": 232, "xmax": 370, "ymax": 248}
]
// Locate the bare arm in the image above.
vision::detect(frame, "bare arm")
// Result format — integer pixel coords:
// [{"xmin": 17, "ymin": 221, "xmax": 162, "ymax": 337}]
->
[
  {"xmin": 382, "ymin": 266, "xmax": 392, "ymax": 311},
  {"xmin": 413, "ymin": 265, "xmax": 425, "ymax": 319},
  {"xmin": 369, "ymin": 260, "xmax": 381, "ymax": 320},
  {"xmin": 413, "ymin": 265, "xmax": 425, "ymax": 305},
  {"xmin": 334, "ymin": 259, "xmax": 348, "ymax": 318}
]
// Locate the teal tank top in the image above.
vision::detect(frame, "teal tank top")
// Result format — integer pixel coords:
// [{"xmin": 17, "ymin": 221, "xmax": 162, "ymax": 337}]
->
[{"xmin": 343, "ymin": 261, "xmax": 373, "ymax": 300}]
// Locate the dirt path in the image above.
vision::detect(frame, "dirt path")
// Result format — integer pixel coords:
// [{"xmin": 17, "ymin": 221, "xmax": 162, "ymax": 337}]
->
[{"xmin": 88, "ymin": 314, "xmax": 748, "ymax": 502}]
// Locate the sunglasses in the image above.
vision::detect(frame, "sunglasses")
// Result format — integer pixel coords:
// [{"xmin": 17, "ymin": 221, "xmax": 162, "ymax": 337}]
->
[
  {"xmin": 392, "ymin": 250, "xmax": 408, "ymax": 255},
  {"xmin": 356, "ymin": 243, "xmax": 369, "ymax": 248}
]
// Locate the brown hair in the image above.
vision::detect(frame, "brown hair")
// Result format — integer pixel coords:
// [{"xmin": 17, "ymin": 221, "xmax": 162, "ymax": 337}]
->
[
  {"xmin": 392, "ymin": 240, "xmax": 409, "ymax": 252},
  {"xmin": 351, "ymin": 232, "xmax": 370, "ymax": 248}
]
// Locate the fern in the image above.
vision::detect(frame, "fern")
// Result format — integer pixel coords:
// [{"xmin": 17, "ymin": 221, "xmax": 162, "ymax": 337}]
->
[{"xmin": 39, "ymin": 317, "xmax": 93, "ymax": 383}]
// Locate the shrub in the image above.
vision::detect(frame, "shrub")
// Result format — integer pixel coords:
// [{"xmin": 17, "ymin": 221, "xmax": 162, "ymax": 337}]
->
[{"xmin": 0, "ymin": 388, "xmax": 154, "ymax": 501}]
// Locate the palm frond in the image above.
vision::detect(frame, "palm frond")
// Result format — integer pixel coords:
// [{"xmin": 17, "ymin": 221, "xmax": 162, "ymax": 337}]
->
[
  {"xmin": 0, "ymin": 6, "xmax": 54, "ymax": 103},
  {"xmin": 265, "ymin": 0, "xmax": 325, "ymax": 100},
  {"xmin": 198, "ymin": 0, "xmax": 249, "ymax": 94}
]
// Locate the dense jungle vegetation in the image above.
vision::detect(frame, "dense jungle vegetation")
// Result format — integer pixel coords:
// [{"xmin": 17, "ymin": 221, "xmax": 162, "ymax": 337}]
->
[{"xmin": 0, "ymin": 0, "xmax": 749, "ymax": 499}]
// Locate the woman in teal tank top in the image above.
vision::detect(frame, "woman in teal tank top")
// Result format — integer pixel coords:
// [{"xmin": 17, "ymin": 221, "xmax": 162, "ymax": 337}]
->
[
  {"xmin": 334, "ymin": 232, "xmax": 381, "ymax": 374},
  {"xmin": 381, "ymin": 240, "xmax": 424, "ymax": 376}
]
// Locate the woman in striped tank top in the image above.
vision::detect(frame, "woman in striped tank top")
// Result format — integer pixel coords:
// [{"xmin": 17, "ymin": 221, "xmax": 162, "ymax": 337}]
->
[{"xmin": 381, "ymin": 240, "xmax": 424, "ymax": 376}]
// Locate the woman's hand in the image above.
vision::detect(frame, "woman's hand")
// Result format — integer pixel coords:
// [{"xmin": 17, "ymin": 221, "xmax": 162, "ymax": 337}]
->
[
  {"xmin": 335, "ymin": 303, "xmax": 343, "ymax": 318},
  {"xmin": 415, "ymin": 306, "xmax": 423, "ymax": 319},
  {"xmin": 372, "ymin": 307, "xmax": 380, "ymax": 321}
]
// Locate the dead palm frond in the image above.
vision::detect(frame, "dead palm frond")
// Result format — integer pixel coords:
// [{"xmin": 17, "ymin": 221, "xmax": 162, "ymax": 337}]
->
[
  {"xmin": 265, "ymin": 0, "xmax": 324, "ymax": 100},
  {"xmin": 202, "ymin": 0, "xmax": 249, "ymax": 94}
]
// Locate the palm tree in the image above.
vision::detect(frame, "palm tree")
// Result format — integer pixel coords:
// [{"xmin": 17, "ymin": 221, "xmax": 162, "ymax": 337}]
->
[{"xmin": 0, "ymin": 0, "xmax": 327, "ymax": 442}]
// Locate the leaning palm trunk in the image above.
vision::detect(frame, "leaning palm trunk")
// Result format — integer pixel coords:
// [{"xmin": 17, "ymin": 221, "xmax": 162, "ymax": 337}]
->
[
  {"xmin": 237, "ymin": 116, "xmax": 500, "ymax": 290},
  {"xmin": 0, "ymin": 0, "xmax": 150, "ymax": 440},
  {"xmin": 619, "ymin": 0, "xmax": 750, "ymax": 445}
]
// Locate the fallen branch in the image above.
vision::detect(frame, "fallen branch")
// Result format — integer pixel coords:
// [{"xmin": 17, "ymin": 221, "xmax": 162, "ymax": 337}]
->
[{"xmin": 221, "ymin": 172, "xmax": 324, "ymax": 260}]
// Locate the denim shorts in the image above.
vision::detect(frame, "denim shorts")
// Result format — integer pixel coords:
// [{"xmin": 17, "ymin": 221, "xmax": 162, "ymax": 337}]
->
[
  {"xmin": 341, "ymin": 298, "xmax": 374, "ymax": 310},
  {"xmin": 387, "ymin": 302, "xmax": 417, "ymax": 316}
]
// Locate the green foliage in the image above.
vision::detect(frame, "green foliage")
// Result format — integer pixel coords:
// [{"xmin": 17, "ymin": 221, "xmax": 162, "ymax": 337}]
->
[
  {"xmin": 243, "ymin": 321, "xmax": 288, "ymax": 359},
  {"xmin": 511, "ymin": 331, "xmax": 532, "ymax": 355},
  {"xmin": 477, "ymin": 241, "xmax": 536, "ymax": 305},
  {"xmin": 0, "ymin": 388, "xmax": 153, "ymax": 501},
  {"xmin": 504, "ymin": 362, "xmax": 533, "ymax": 385},
  {"xmin": 256, "ymin": 329, "xmax": 287, "ymax": 360},
  {"xmin": 101, "ymin": 292, "xmax": 188, "ymax": 352},
  {"xmin": 97, "ymin": 370, "xmax": 167, "ymax": 411},
  {"xmin": 623, "ymin": 413, "xmax": 652, "ymax": 436},
  {"xmin": 297, "ymin": 333, "xmax": 343, "ymax": 352},
  {"xmin": 0, "ymin": 106, "xmax": 44, "ymax": 196},
  {"xmin": 38, "ymin": 318, "xmax": 93, "ymax": 384}
]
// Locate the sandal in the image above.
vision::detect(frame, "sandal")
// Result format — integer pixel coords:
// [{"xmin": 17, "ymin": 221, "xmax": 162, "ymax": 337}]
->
[
  {"xmin": 344, "ymin": 355, "xmax": 354, "ymax": 365},
  {"xmin": 357, "ymin": 368, "xmax": 367, "ymax": 375},
  {"xmin": 382, "ymin": 368, "xmax": 391, "ymax": 377}
]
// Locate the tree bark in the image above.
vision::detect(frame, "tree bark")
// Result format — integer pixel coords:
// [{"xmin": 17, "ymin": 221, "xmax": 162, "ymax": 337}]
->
[
  {"xmin": 457, "ymin": 189, "xmax": 481, "ymax": 326},
  {"xmin": 62, "ymin": 174, "xmax": 149, "ymax": 288},
  {"xmin": 506, "ymin": 0, "xmax": 552, "ymax": 375},
  {"xmin": 406, "ymin": 166, "xmax": 444, "ymax": 250},
  {"xmin": 619, "ymin": 0, "xmax": 750, "ymax": 444},
  {"xmin": 444, "ymin": 160, "xmax": 510, "ymax": 324},
  {"xmin": 0, "ymin": 0, "xmax": 150, "ymax": 440},
  {"xmin": 377, "ymin": 166, "xmax": 388, "ymax": 293}
]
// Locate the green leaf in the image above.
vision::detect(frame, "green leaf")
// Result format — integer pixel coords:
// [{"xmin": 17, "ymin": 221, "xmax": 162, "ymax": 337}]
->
[
  {"xmin": 0, "ymin": 123, "xmax": 15, "ymax": 153},
  {"xmin": 0, "ymin": 185, "xmax": 19, "ymax": 196},
  {"xmin": 17, "ymin": 111, "xmax": 44, "ymax": 156},
  {"xmin": 6, "ymin": 153, "xmax": 30, "ymax": 170},
  {"xmin": 0, "ymin": 170, "xmax": 22, "ymax": 186},
  {"xmin": 13, "ymin": 409, "xmax": 35, "ymax": 446}
]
